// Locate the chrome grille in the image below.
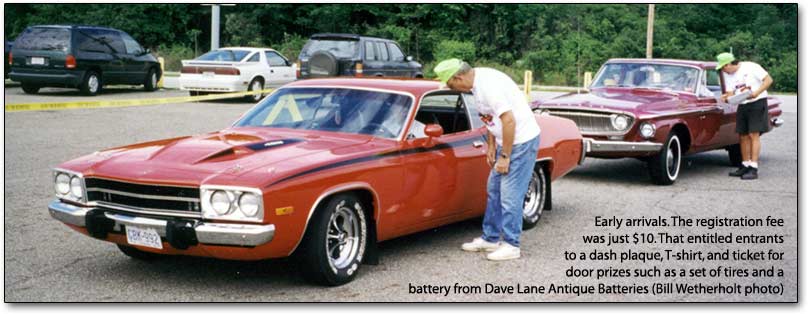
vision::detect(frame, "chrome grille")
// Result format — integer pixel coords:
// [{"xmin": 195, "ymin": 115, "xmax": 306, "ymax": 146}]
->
[
  {"xmin": 85, "ymin": 178, "xmax": 201, "ymax": 216},
  {"xmin": 543, "ymin": 109, "xmax": 633, "ymax": 135}
]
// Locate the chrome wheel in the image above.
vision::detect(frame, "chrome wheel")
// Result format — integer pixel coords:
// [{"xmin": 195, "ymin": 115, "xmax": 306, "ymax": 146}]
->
[
  {"xmin": 666, "ymin": 136, "xmax": 681, "ymax": 180},
  {"xmin": 523, "ymin": 171, "xmax": 542, "ymax": 218},
  {"xmin": 250, "ymin": 80, "xmax": 262, "ymax": 102},
  {"xmin": 326, "ymin": 200, "xmax": 361, "ymax": 272},
  {"xmin": 88, "ymin": 75, "xmax": 99, "ymax": 93}
]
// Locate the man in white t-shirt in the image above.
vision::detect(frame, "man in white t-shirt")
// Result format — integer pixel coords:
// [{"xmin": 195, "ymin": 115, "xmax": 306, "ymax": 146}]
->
[
  {"xmin": 434, "ymin": 58, "xmax": 541, "ymax": 261},
  {"xmin": 716, "ymin": 53, "xmax": 773, "ymax": 180}
]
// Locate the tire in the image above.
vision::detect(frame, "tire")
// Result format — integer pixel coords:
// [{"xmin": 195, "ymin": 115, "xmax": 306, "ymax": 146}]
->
[
  {"xmin": 727, "ymin": 144, "xmax": 743, "ymax": 167},
  {"xmin": 79, "ymin": 71, "xmax": 102, "ymax": 96},
  {"xmin": 522, "ymin": 165, "xmax": 547, "ymax": 230},
  {"xmin": 21, "ymin": 83, "xmax": 40, "ymax": 94},
  {"xmin": 117, "ymin": 244, "xmax": 165, "ymax": 261},
  {"xmin": 189, "ymin": 91, "xmax": 199, "ymax": 97},
  {"xmin": 648, "ymin": 133, "xmax": 682, "ymax": 185},
  {"xmin": 300, "ymin": 193, "xmax": 368, "ymax": 286},
  {"xmin": 143, "ymin": 68, "xmax": 158, "ymax": 91},
  {"xmin": 308, "ymin": 51, "xmax": 339, "ymax": 77},
  {"xmin": 244, "ymin": 78, "xmax": 264, "ymax": 102}
]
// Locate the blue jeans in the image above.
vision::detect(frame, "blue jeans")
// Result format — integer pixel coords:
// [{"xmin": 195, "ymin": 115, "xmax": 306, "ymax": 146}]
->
[{"xmin": 482, "ymin": 135, "xmax": 540, "ymax": 247}]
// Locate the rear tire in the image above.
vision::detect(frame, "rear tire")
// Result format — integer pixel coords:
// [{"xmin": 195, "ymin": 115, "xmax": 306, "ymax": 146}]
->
[
  {"xmin": 143, "ymin": 68, "xmax": 158, "ymax": 91},
  {"xmin": 21, "ymin": 83, "xmax": 40, "ymax": 94},
  {"xmin": 727, "ymin": 144, "xmax": 742, "ymax": 167},
  {"xmin": 189, "ymin": 91, "xmax": 199, "ymax": 97},
  {"xmin": 648, "ymin": 133, "xmax": 681, "ymax": 185},
  {"xmin": 244, "ymin": 78, "xmax": 264, "ymax": 102},
  {"xmin": 300, "ymin": 193, "xmax": 368, "ymax": 286},
  {"xmin": 117, "ymin": 244, "xmax": 165, "ymax": 261},
  {"xmin": 522, "ymin": 165, "xmax": 547, "ymax": 230},
  {"xmin": 80, "ymin": 71, "xmax": 102, "ymax": 96}
]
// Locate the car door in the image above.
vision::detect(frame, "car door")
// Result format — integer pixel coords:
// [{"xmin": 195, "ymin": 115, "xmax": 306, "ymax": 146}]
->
[
  {"xmin": 264, "ymin": 50, "xmax": 295, "ymax": 87},
  {"xmin": 362, "ymin": 40, "xmax": 384, "ymax": 77},
  {"xmin": 395, "ymin": 92, "xmax": 487, "ymax": 232},
  {"xmin": 386, "ymin": 43, "xmax": 411, "ymax": 78},
  {"xmin": 94, "ymin": 30, "xmax": 126, "ymax": 84},
  {"xmin": 119, "ymin": 32, "xmax": 148, "ymax": 84}
]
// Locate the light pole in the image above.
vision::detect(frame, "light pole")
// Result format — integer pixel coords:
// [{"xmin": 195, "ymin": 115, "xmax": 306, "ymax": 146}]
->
[
  {"xmin": 646, "ymin": 4, "xmax": 655, "ymax": 59},
  {"xmin": 202, "ymin": 4, "xmax": 235, "ymax": 51}
]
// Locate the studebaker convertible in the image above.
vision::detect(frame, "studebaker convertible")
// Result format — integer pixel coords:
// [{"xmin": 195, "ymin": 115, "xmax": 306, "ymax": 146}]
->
[
  {"xmin": 533, "ymin": 59, "xmax": 783, "ymax": 185},
  {"xmin": 49, "ymin": 78, "xmax": 583, "ymax": 286}
]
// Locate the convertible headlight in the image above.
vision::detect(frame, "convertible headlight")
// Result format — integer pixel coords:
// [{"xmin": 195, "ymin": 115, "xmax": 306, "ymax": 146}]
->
[
  {"xmin": 639, "ymin": 122, "xmax": 656, "ymax": 139},
  {"xmin": 610, "ymin": 114, "xmax": 630, "ymax": 131},
  {"xmin": 55, "ymin": 173, "xmax": 71, "ymax": 195},
  {"xmin": 201, "ymin": 186, "xmax": 264, "ymax": 222}
]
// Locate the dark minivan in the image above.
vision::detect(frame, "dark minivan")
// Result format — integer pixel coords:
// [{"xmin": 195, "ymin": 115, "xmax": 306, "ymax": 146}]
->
[
  {"xmin": 9, "ymin": 25, "xmax": 161, "ymax": 95},
  {"xmin": 297, "ymin": 33, "xmax": 423, "ymax": 79}
]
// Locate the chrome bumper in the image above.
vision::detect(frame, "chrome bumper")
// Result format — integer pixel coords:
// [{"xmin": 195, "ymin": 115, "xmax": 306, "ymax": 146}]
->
[
  {"xmin": 584, "ymin": 138, "xmax": 663, "ymax": 153},
  {"xmin": 772, "ymin": 118, "xmax": 784, "ymax": 128},
  {"xmin": 48, "ymin": 200, "xmax": 275, "ymax": 247}
]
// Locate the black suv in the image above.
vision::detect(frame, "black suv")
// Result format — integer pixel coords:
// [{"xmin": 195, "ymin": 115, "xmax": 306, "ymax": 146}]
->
[
  {"xmin": 9, "ymin": 25, "xmax": 161, "ymax": 95},
  {"xmin": 298, "ymin": 33, "xmax": 423, "ymax": 79}
]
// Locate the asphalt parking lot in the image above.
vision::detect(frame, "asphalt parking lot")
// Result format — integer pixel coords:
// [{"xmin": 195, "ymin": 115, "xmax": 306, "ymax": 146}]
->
[{"xmin": 3, "ymin": 86, "xmax": 797, "ymax": 302}]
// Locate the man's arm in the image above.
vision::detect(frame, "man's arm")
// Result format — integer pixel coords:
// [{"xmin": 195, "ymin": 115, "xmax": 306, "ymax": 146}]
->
[
  {"xmin": 486, "ymin": 129, "xmax": 496, "ymax": 167},
  {"xmin": 495, "ymin": 111, "xmax": 516, "ymax": 174},
  {"xmin": 750, "ymin": 75, "xmax": 773, "ymax": 99}
]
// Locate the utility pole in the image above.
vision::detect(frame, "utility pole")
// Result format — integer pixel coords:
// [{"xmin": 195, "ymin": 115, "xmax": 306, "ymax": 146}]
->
[
  {"xmin": 202, "ymin": 4, "xmax": 235, "ymax": 51},
  {"xmin": 646, "ymin": 4, "xmax": 655, "ymax": 59}
]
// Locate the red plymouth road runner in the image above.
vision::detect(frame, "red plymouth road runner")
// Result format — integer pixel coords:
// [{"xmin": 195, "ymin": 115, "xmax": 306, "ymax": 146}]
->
[
  {"xmin": 49, "ymin": 78, "xmax": 584, "ymax": 285},
  {"xmin": 533, "ymin": 59, "xmax": 783, "ymax": 185}
]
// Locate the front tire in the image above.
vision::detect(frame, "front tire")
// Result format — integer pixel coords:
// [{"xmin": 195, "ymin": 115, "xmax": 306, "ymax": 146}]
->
[
  {"xmin": 21, "ymin": 83, "xmax": 40, "ymax": 94},
  {"xmin": 117, "ymin": 244, "xmax": 165, "ymax": 261},
  {"xmin": 143, "ymin": 68, "xmax": 158, "ymax": 91},
  {"xmin": 80, "ymin": 71, "xmax": 102, "ymax": 96},
  {"xmin": 648, "ymin": 133, "xmax": 682, "ymax": 185},
  {"xmin": 300, "ymin": 193, "xmax": 368, "ymax": 286},
  {"xmin": 522, "ymin": 165, "xmax": 547, "ymax": 230}
]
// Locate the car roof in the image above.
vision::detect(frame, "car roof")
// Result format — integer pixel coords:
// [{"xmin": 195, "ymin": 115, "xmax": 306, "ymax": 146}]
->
[
  {"xmin": 310, "ymin": 33, "xmax": 393, "ymax": 42},
  {"xmin": 28, "ymin": 24, "xmax": 121, "ymax": 32},
  {"xmin": 606, "ymin": 58, "xmax": 717, "ymax": 69},
  {"xmin": 284, "ymin": 78, "xmax": 442, "ymax": 97},
  {"xmin": 217, "ymin": 47, "xmax": 277, "ymax": 52}
]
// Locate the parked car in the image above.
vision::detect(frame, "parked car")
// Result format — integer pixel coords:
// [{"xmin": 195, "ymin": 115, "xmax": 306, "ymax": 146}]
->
[
  {"xmin": 532, "ymin": 58, "xmax": 783, "ymax": 185},
  {"xmin": 179, "ymin": 47, "xmax": 296, "ymax": 102},
  {"xmin": 297, "ymin": 33, "xmax": 423, "ymax": 79},
  {"xmin": 5, "ymin": 40, "xmax": 12, "ymax": 79},
  {"xmin": 48, "ymin": 78, "xmax": 583, "ymax": 286},
  {"xmin": 8, "ymin": 25, "xmax": 161, "ymax": 95}
]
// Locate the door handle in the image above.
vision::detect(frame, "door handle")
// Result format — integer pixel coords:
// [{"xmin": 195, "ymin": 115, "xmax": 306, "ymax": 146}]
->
[
  {"xmin": 473, "ymin": 141, "xmax": 484, "ymax": 148},
  {"xmin": 270, "ymin": 69, "xmax": 274, "ymax": 73},
  {"xmin": 699, "ymin": 115, "xmax": 706, "ymax": 120}
]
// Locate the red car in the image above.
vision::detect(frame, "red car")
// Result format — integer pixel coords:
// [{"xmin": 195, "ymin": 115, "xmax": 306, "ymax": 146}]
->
[
  {"xmin": 49, "ymin": 78, "xmax": 584, "ymax": 286},
  {"xmin": 533, "ymin": 58, "xmax": 783, "ymax": 185}
]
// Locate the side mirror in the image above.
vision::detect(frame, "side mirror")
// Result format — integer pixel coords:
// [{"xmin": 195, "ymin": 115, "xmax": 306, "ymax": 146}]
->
[
  {"xmin": 424, "ymin": 124, "xmax": 443, "ymax": 138},
  {"xmin": 406, "ymin": 56, "xmax": 414, "ymax": 62},
  {"xmin": 140, "ymin": 48, "xmax": 151, "ymax": 56}
]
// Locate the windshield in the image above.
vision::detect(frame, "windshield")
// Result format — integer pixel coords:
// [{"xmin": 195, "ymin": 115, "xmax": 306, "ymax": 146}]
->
[
  {"xmin": 196, "ymin": 49, "xmax": 250, "ymax": 62},
  {"xmin": 235, "ymin": 87, "xmax": 413, "ymax": 139},
  {"xmin": 14, "ymin": 27, "xmax": 70, "ymax": 51},
  {"xmin": 592, "ymin": 63, "xmax": 700, "ymax": 93},
  {"xmin": 300, "ymin": 39, "xmax": 359, "ymax": 59}
]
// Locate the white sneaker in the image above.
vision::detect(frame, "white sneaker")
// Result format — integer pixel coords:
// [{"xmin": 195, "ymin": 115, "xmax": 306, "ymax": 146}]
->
[
  {"xmin": 461, "ymin": 237, "xmax": 500, "ymax": 252},
  {"xmin": 486, "ymin": 243, "xmax": 520, "ymax": 261}
]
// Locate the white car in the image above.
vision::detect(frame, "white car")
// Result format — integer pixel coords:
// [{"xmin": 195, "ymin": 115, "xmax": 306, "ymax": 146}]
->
[{"xmin": 179, "ymin": 47, "xmax": 296, "ymax": 102}]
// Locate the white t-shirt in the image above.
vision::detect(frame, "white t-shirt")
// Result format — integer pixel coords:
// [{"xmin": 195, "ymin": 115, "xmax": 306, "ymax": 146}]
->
[
  {"xmin": 721, "ymin": 61, "xmax": 769, "ymax": 104},
  {"xmin": 471, "ymin": 68, "xmax": 541, "ymax": 146}
]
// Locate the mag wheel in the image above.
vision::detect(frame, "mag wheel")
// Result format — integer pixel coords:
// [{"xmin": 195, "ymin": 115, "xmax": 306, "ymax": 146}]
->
[
  {"xmin": 522, "ymin": 165, "xmax": 547, "ymax": 230},
  {"xmin": 648, "ymin": 133, "xmax": 681, "ymax": 185}
]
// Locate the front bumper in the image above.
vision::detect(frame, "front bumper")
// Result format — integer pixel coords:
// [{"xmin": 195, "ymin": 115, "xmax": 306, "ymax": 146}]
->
[
  {"xmin": 584, "ymin": 138, "xmax": 663, "ymax": 154},
  {"xmin": 48, "ymin": 200, "xmax": 275, "ymax": 247}
]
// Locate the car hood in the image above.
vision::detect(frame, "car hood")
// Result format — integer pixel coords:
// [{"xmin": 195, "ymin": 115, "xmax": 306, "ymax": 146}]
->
[
  {"xmin": 535, "ymin": 88, "xmax": 691, "ymax": 115},
  {"xmin": 59, "ymin": 127, "xmax": 383, "ymax": 188}
]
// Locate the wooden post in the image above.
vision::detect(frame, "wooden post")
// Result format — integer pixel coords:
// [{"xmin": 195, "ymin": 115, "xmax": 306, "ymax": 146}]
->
[
  {"xmin": 157, "ymin": 57, "xmax": 165, "ymax": 89},
  {"xmin": 524, "ymin": 70, "xmax": 533, "ymax": 101},
  {"xmin": 583, "ymin": 71, "xmax": 592, "ymax": 89},
  {"xmin": 646, "ymin": 4, "xmax": 655, "ymax": 59}
]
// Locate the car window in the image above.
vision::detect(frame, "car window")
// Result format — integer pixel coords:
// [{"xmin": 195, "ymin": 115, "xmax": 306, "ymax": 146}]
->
[
  {"xmin": 93, "ymin": 30, "xmax": 125, "ymax": 54},
  {"xmin": 76, "ymin": 30, "xmax": 111, "ymax": 54},
  {"xmin": 14, "ymin": 27, "xmax": 70, "ymax": 51},
  {"xmin": 246, "ymin": 52, "xmax": 260, "ymax": 62},
  {"xmin": 388, "ymin": 43, "xmax": 405, "ymax": 62},
  {"xmin": 264, "ymin": 51, "xmax": 288, "ymax": 67},
  {"xmin": 416, "ymin": 93, "xmax": 472, "ymax": 135},
  {"xmin": 377, "ymin": 42, "xmax": 389, "ymax": 61},
  {"xmin": 300, "ymin": 39, "xmax": 359, "ymax": 59},
  {"xmin": 462, "ymin": 94, "xmax": 485, "ymax": 129},
  {"xmin": 120, "ymin": 32, "xmax": 143, "ymax": 55},
  {"xmin": 364, "ymin": 41, "xmax": 376, "ymax": 61},
  {"xmin": 236, "ymin": 87, "xmax": 413, "ymax": 139},
  {"xmin": 196, "ymin": 49, "xmax": 250, "ymax": 62}
]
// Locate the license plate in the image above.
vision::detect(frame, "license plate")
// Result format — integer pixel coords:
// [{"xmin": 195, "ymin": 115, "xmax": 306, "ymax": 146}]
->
[
  {"xmin": 203, "ymin": 71, "xmax": 214, "ymax": 77},
  {"xmin": 125, "ymin": 225, "xmax": 163, "ymax": 249},
  {"xmin": 30, "ymin": 57, "xmax": 45, "ymax": 65}
]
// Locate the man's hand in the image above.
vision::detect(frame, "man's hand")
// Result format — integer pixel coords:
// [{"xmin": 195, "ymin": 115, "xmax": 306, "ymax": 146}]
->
[
  {"xmin": 721, "ymin": 91, "xmax": 734, "ymax": 102},
  {"xmin": 486, "ymin": 149, "xmax": 496, "ymax": 167},
  {"xmin": 748, "ymin": 91, "xmax": 760, "ymax": 99},
  {"xmin": 495, "ymin": 156, "xmax": 509, "ymax": 174}
]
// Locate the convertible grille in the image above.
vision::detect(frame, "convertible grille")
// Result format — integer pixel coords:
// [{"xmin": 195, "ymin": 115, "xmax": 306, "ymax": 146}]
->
[
  {"xmin": 541, "ymin": 109, "xmax": 633, "ymax": 135},
  {"xmin": 85, "ymin": 178, "xmax": 201, "ymax": 216}
]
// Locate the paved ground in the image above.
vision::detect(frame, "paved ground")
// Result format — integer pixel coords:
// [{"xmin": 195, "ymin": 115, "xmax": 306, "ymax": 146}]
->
[{"xmin": 3, "ymin": 86, "xmax": 797, "ymax": 302}]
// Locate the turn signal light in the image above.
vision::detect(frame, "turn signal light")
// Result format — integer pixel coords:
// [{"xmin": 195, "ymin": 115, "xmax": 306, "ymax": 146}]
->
[
  {"xmin": 7, "ymin": 52, "xmax": 11, "ymax": 65},
  {"xmin": 295, "ymin": 60, "xmax": 301, "ymax": 78},
  {"xmin": 65, "ymin": 54, "xmax": 76, "ymax": 69},
  {"xmin": 355, "ymin": 62, "xmax": 363, "ymax": 77}
]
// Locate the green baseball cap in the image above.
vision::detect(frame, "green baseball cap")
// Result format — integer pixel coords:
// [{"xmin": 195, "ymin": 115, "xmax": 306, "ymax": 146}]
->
[
  {"xmin": 434, "ymin": 58, "xmax": 463, "ymax": 84},
  {"xmin": 716, "ymin": 52, "xmax": 735, "ymax": 70}
]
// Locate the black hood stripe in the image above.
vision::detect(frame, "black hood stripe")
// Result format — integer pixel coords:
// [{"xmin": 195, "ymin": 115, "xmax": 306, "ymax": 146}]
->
[{"xmin": 265, "ymin": 135, "xmax": 483, "ymax": 188}]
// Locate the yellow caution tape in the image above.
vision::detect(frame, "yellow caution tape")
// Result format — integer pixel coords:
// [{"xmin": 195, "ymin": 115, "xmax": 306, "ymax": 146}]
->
[{"xmin": 4, "ymin": 88, "xmax": 275, "ymax": 112}]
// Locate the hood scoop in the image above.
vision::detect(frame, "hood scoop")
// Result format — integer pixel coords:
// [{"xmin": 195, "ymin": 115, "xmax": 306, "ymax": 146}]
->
[
  {"xmin": 245, "ymin": 138, "xmax": 303, "ymax": 152},
  {"xmin": 193, "ymin": 138, "xmax": 304, "ymax": 164}
]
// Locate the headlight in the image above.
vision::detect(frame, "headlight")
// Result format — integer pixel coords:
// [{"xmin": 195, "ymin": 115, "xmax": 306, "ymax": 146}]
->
[
  {"xmin": 239, "ymin": 193, "xmax": 260, "ymax": 217},
  {"xmin": 210, "ymin": 191, "xmax": 232, "ymax": 215},
  {"xmin": 70, "ymin": 176, "xmax": 83, "ymax": 199},
  {"xmin": 55, "ymin": 173, "xmax": 70, "ymax": 195},
  {"xmin": 610, "ymin": 114, "xmax": 630, "ymax": 131},
  {"xmin": 639, "ymin": 122, "xmax": 656, "ymax": 139}
]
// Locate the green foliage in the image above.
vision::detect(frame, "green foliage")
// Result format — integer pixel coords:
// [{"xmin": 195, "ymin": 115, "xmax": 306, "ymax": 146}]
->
[
  {"xmin": 154, "ymin": 44, "xmax": 194, "ymax": 72},
  {"xmin": 3, "ymin": 3, "xmax": 796, "ymax": 91}
]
